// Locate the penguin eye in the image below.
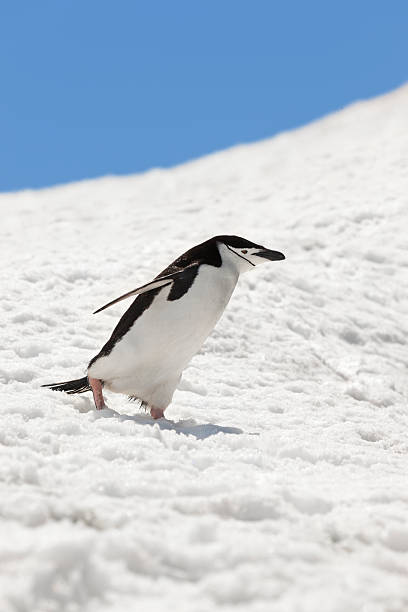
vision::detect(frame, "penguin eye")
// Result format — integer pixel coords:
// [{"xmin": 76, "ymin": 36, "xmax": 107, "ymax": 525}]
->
[{"xmin": 241, "ymin": 250, "xmax": 248, "ymax": 254}]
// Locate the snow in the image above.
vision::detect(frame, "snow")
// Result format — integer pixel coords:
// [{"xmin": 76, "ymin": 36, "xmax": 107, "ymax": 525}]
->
[{"xmin": 1, "ymin": 84, "xmax": 408, "ymax": 612}]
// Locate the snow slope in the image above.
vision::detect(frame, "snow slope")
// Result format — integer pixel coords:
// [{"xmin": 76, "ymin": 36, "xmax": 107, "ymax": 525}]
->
[{"xmin": 1, "ymin": 85, "xmax": 408, "ymax": 612}]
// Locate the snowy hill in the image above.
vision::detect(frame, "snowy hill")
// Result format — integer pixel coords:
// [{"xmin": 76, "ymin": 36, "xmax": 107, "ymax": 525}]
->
[{"xmin": 1, "ymin": 85, "xmax": 408, "ymax": 612}]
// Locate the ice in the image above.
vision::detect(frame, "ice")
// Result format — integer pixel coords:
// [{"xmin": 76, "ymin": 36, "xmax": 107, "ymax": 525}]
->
[{"xmin": 0, "ymin": 85, "xmax": 408, "ymax": 611}]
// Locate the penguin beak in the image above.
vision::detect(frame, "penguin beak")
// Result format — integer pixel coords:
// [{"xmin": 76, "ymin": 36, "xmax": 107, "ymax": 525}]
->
[{"xmin": 254, "ymin": 249, "xmax": 285, "ymax": 261}]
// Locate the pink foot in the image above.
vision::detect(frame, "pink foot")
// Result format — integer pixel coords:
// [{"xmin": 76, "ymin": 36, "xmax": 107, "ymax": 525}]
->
[
  {"xmin": 150, "ymin": 407, "xmax": 165, "ymax": 419},
  {"xmin": 89, "ymin": 377, "xmax": 107, "ymax": 410}
]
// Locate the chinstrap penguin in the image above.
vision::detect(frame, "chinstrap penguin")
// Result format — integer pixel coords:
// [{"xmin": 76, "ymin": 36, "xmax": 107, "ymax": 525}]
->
[{"xmin": 43, "ymin": 235, "xmax": 285, "ymax": 418}]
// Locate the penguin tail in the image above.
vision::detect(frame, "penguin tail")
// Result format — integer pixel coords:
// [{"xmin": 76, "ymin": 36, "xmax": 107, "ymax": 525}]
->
[{"xmin": 41, "ymin": 376, "xmax": 91, "ymax": 395}]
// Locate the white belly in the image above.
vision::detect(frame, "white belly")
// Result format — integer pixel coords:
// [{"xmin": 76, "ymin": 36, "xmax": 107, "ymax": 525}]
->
[{"xmin": 88, "ymin": 264, "xmax": 238, "ymax": 408}]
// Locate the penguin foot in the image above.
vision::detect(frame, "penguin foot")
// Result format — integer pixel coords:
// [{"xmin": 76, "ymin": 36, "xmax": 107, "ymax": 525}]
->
[
  {"xmin": 89, "ymin": 377, "xmax": 107, "ymax": 410},
  {"xmin": 150, "ymin": 407, "xmax": 165, "ymax": 419}
]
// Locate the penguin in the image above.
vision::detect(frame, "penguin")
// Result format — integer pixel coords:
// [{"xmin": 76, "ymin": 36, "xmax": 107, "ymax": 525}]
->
[{"xmin": 43, "ymin": 235, "xmax": 285, "ymax": 418}]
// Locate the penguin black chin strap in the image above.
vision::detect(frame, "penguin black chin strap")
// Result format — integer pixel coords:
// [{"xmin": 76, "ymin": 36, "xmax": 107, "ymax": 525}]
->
[{"xmin": 226, "ymin": 245, "xmax": 255, "ymax": 266}]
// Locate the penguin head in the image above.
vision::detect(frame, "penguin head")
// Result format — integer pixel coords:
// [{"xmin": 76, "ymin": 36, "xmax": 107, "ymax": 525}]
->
[{"xmin": 215, "ymin": 235, "xmax": 285, "ymax": 274}]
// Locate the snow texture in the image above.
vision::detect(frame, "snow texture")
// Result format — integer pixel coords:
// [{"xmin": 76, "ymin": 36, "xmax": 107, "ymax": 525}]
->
[{"xmin": 1, "ymin": 85, "xmax": 408, "ymax": 612}]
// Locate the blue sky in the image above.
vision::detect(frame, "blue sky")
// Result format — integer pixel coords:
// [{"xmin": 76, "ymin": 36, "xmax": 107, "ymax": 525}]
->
[{"xmin": 1, "ymin": 0, "xmax": 407, "ymax": 192}]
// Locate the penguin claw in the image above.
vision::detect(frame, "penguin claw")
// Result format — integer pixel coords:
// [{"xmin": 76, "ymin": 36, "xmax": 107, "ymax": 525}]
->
[
  {"xmin": 96, "ymin": 402, "xmax": 108, "ymax": 411},
  {"xmin": 150, "ymin": 407, "xmax": 165, "ymax": 419}
]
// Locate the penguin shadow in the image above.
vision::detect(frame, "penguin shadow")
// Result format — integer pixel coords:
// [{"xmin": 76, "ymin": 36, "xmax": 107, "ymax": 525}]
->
[{"xmin": 93, "ymin": 407, "xmax": 245, "ymax": 440}]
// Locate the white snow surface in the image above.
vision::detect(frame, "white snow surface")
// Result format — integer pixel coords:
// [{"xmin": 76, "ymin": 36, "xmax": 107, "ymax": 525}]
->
[{"xmin": 1, "ymin": 86, "xmax": 408, "ymax": 612}]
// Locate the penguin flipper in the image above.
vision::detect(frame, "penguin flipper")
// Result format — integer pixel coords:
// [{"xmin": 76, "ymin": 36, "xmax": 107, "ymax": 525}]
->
[{"xmin": 93, "ymin": 265, "xmax": 198, "ymax": 314}]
